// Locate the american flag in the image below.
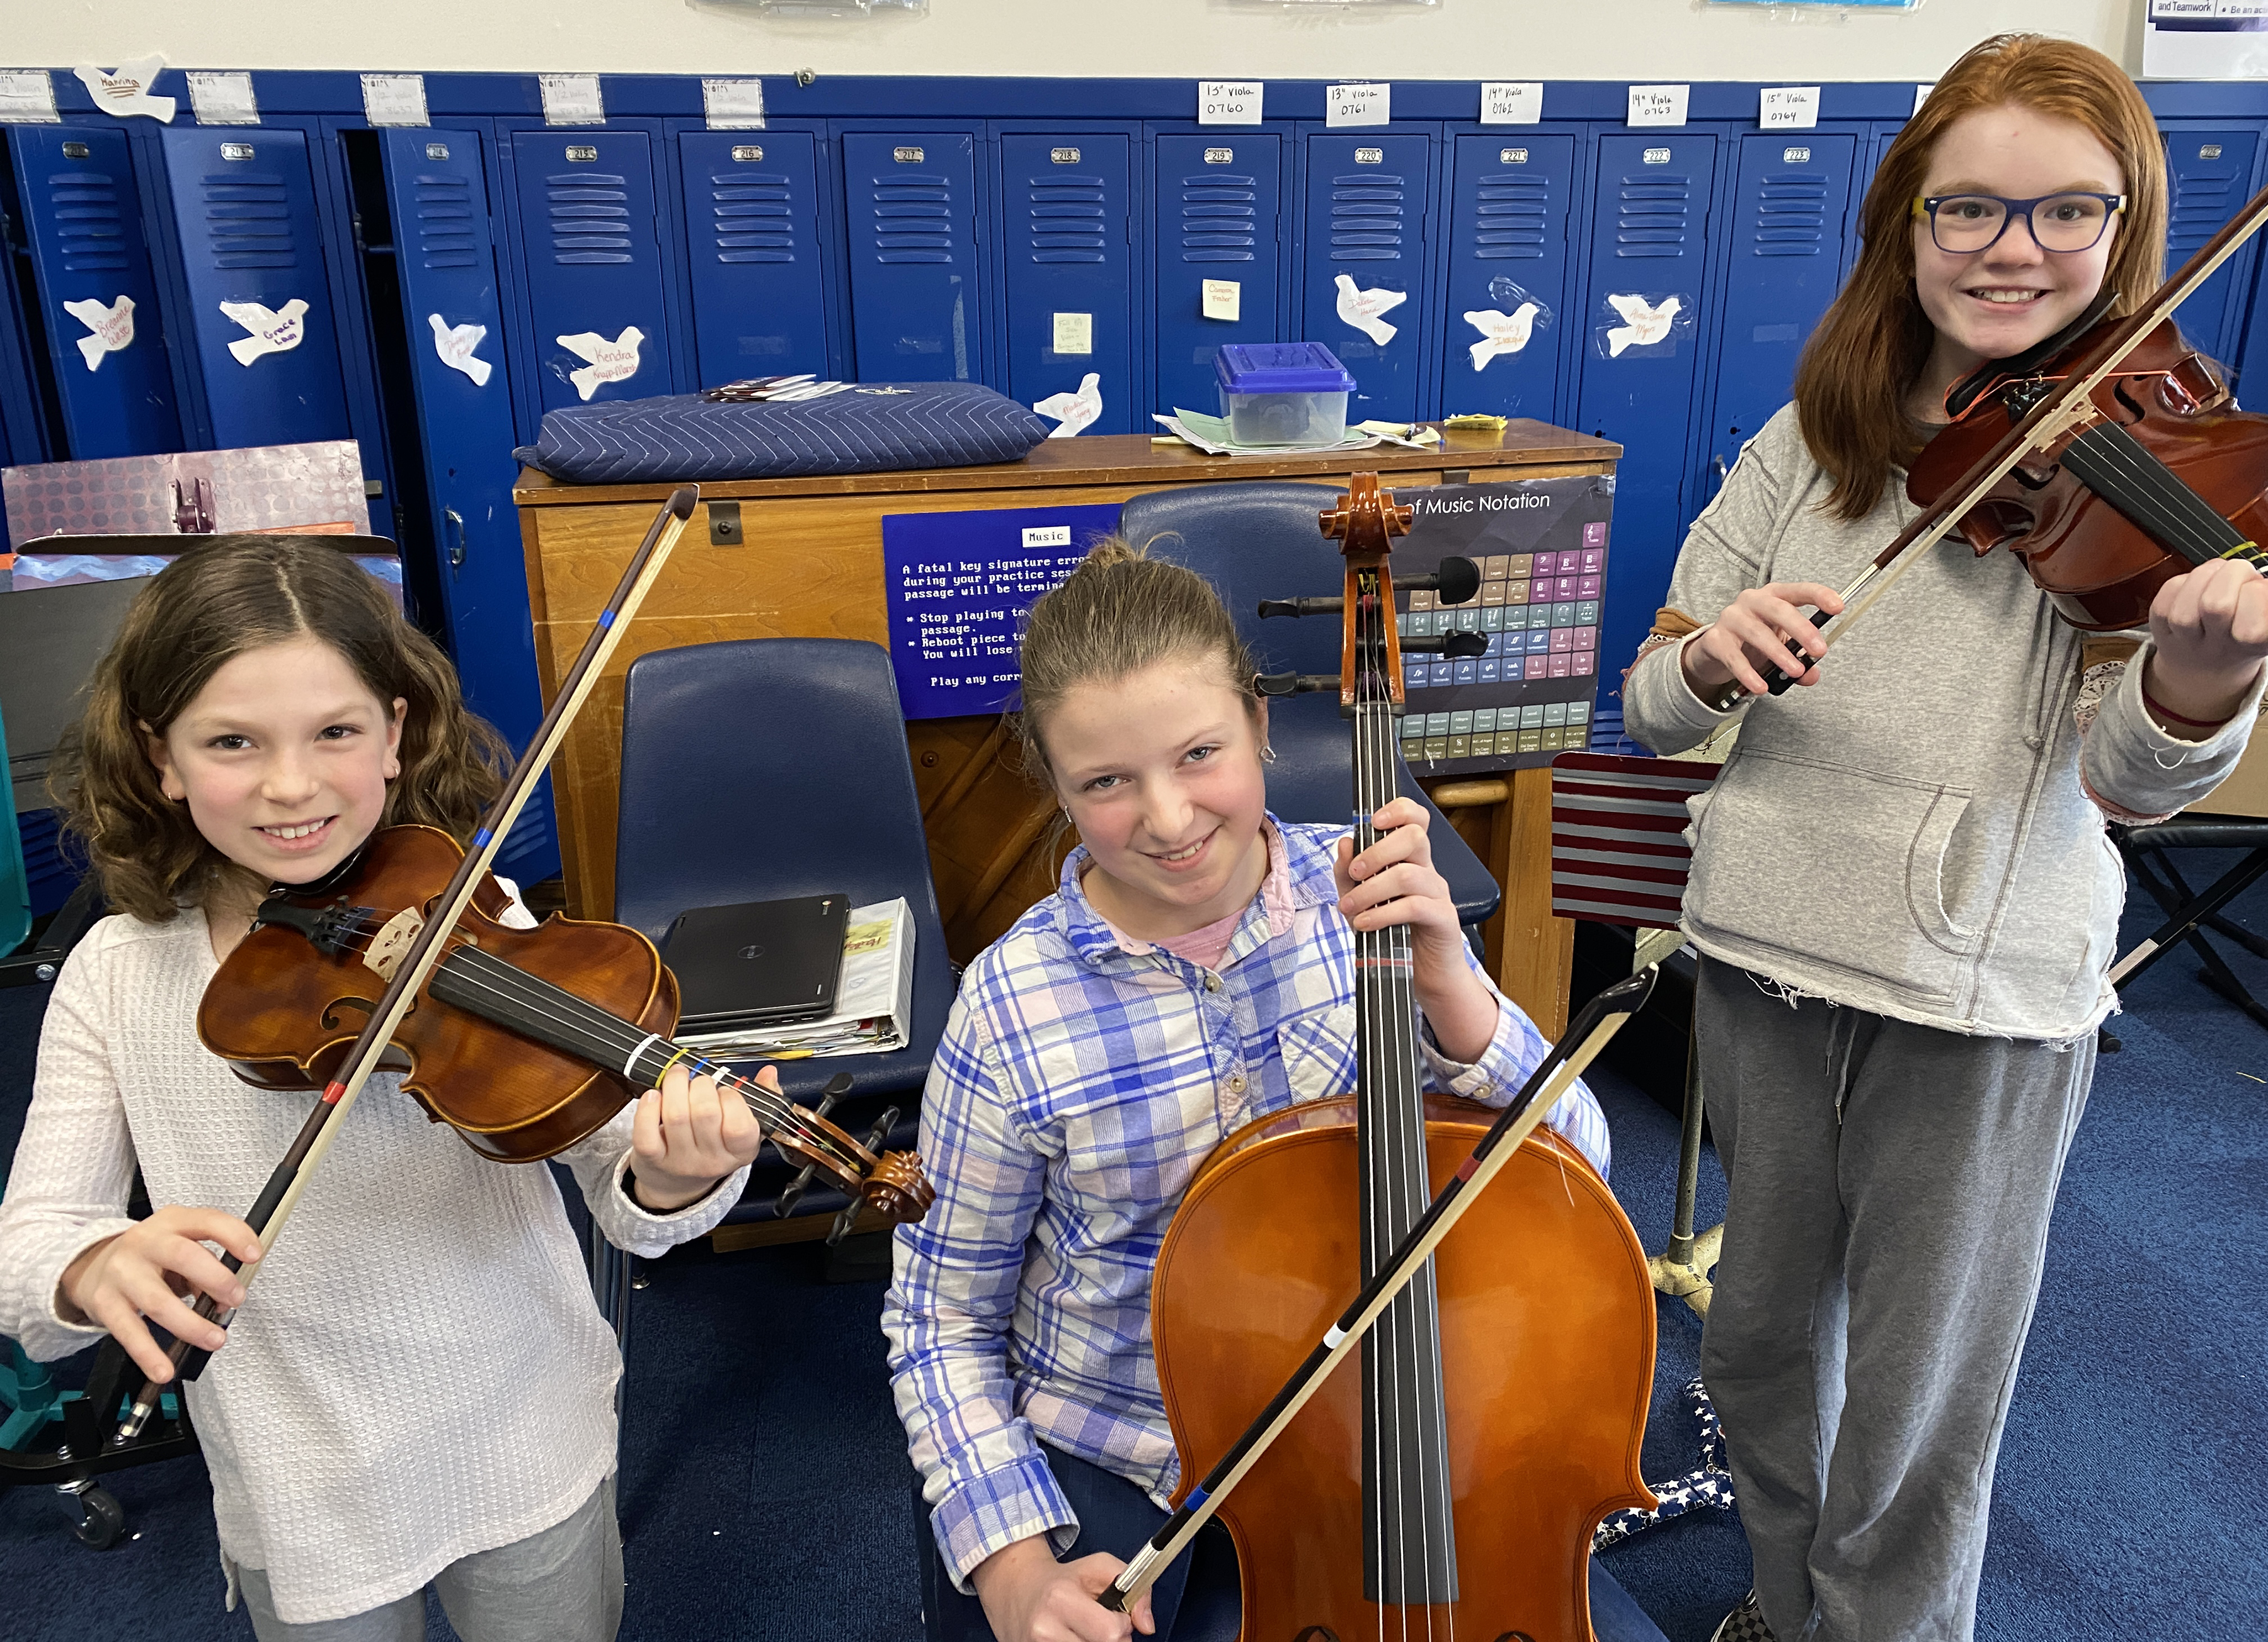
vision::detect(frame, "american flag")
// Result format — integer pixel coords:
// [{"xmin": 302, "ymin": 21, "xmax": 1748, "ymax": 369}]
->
[{"xmin": 1550, "ymin": 753, "xmax": 1722, "ymax": 929}]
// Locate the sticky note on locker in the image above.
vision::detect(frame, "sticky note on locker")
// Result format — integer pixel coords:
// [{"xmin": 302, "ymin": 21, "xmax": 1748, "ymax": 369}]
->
[
  {"xmin": 1202, "ymin": 280, "xmax": 1241, "ymax": 323},
  {"xmin": 1053, "ymin": 312, "xmax": 1093, "ymax": 356}
]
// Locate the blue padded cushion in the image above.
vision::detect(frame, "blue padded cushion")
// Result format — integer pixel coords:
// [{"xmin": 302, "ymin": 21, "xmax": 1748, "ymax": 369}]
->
[{"xmin": 513, "ymin": 381, "xmax": 1054, "ymax": 484}]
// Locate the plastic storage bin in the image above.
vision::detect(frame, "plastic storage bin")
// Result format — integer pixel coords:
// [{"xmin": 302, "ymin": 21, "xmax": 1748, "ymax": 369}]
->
[{"xmin": 1215, "ymin": 343, "xmax": 1357, "ymax": 446}]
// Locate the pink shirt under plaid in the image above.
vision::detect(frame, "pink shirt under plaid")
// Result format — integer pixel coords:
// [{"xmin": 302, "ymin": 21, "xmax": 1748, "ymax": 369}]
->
[{"xmin": 881, "ymin": 819, "xmax": 1612, "ymax": 1588}]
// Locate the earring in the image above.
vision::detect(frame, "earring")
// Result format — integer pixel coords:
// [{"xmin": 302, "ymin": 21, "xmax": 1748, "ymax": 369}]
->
[{"xmin": 1260, "ymin": 745, "xmax": 1277, "ymax": 765}]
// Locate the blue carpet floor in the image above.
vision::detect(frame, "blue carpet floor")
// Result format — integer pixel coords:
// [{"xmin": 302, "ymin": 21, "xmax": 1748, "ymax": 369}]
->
[{"xmin": 3, "ymin": 861, "xmax": 2265, "ymax": 1639}]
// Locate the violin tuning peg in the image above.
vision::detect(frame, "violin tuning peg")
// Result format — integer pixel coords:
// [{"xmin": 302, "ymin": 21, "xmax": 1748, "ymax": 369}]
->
[
  {"xmin": 774, "ymin": 1166, "xmax": 817, "ymax": 1220},
  {"xmin": 823, "ymin": 1071, "xmax": 854, "ymax": 1098}
]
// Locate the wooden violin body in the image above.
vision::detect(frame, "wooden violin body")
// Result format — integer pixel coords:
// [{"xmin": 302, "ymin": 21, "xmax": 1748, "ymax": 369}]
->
[
  {"xmin": 1152, "ymin": 1095, "xmax": 1658, "ymax": 1642},
  {"xmin": 1909, "ymin": 316, "xmax": 2268, "ymax": 631}
]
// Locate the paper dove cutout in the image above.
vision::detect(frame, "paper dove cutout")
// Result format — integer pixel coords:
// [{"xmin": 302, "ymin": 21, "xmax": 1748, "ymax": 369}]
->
[
  {"xmin": 1605, "ymin": 293, "xmax": 1682, "ymax": 358},
  {"xmin": 1033, "ymin": 372, "xmax": 1103, "ymax": 438},
  {"xmin": 428, "ymin": 314, "xmax": 493, "ymax": 387},
  {"xmin": 1464, "ymin": 303, "xmax": 1540, "ymax": 372},
  {"xmin": 556, "ymin": 328, "xmax": 644, "ymax": 401},
  {"xmin": 62, "ymin": 295, "xmax": 135, "ymax": 370},
  {"xmin": 1334, "ymin": 273, "xmax": 1407, "ymax": 347},
  {"xmin": 74, "ymin": 57, "xmax": 175, "ymax": 123},
  {"xmin": 219, "ymin": 299, "xmax": 309, "ymax": 365}
]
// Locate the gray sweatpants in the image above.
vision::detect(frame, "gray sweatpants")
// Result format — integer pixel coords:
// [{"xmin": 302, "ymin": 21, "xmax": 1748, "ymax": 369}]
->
[
  {"xmin": 1694, "ymin": 959, "xmax": 2093, "ymax": 1642},
  {"xmin": 236, "ymin": 1476, "xmax": 622, "ymax": 1642}
]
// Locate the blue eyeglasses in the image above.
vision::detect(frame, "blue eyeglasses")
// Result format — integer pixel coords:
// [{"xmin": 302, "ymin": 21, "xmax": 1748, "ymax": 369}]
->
[{"xmin": 1910, "ymin": 191, "xmax": 2127, "ymax": 255}]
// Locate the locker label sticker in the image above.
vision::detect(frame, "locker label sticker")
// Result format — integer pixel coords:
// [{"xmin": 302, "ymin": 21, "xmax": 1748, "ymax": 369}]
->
[
  {"xmin": 361, "ymin": 73, "xmax": 429, "ymax": 127},
  {"xmin": 63, "ymin": 295, "xmax": 135, "ymax": 369},
  {"xmin": 1033, "ymin": 372, "xmax": 1102, "ymax": 437},
  {"xmin": 557, "ymin": 327, "xmax": 645, "ymax": 399},
  {"xmin": 1759, "ymin": 86, "xmax": 1820, "ymax": 130},
  {"xmin": 1327, "ymin": 83, "xmax": 1390, "ymax": 128},
  {"xmin": 428, "ymin": 316, "xmax": 493, "ymax": 387},
  {"xmin": 74, "ymin": 57, "xmax": 175, "ymax": 123},
  {"xmin": 703, "ymin": 77, "xmax": 766, "ymax": 130},
  {"xmin": 1202, "ymin": 279, "xmax": 1241, "ymax": 322},
  {"xmin": 0, "ymin": 71, "xmax": 60, "ymax": 124},
  {"xmin": 1480, "ymin": 83, "xmax": 1544, "ymax": 125},
  {"xmin": 541, "ymin": 73, "xmax": 604, "ymax": 126},
  {"xmin": 1198, "ymin": 81, "xmax": 1263, "ymax": 125},
  {"xmin": 1626, "ymin": 84, "xmax": 1689, "ymax": 128},
  {"xmin": 1051, "ymin": 312, "xmax": 1094, "ymax": 355},
  {"xmin": 1597, "ymin": 292, "xmax": 1692, "ymax": 358},
  {"xmin": 1334, "ymin": 275, "xmax": 1407, "ymax": 346},
  {"xmin": 186, "ymin": 71, "xmax": 259, "ymax": 127},
  {"xmin": 220, "ymin": 299, "xmax": 309, "ymax": 365}
]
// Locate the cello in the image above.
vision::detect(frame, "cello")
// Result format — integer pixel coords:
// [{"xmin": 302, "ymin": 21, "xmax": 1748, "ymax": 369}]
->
[{"xmin": 1140, "ymin": 476, "xmax": 1660, "ymax": 1642}]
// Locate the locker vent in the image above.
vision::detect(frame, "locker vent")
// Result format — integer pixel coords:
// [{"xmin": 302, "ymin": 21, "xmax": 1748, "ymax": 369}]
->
[
  {"xmin": 198, "ymin": 170, "xmax": 295, "ymax": 269},
  {"xmin": 869, "ymin": 171, "xmax": 955, "ymax": 265},
  {"xmin": 708, "ymin": 169, "xmax": 797, "ymax": 265},
  {"xmin": 2170, "ymin": 157, "xmax": 2241, "ymax": 258},
  {"xmin": 1180, "ymin": 171, "xmax": 1257, "ymax": 264},
  {"xmin": 1469, "ymin": 169, "xmax": 1550, "ymax": 261},
  {"xmin": 1027, "ymin": 172, "xmax": 1107, "ymax": 265},
  {"xmin": 1329, "ymin": 171, "xmax": 1404, "ymax": 263},
  {"xmin": 545, "ymin": 171, "xmax": 633, "ymax": 266},
  {"xmin": 1615, "ymin": 171, "xmax": 1691, "ymax": 260},
  {"xmin": 42, "ymin": 169, "xmax": 129, "ymax": 272},
  {"xmin": 411, "ymin": 174, "xmax": 479, "ymax": 270},
  {"xmin": 1751, "ymin": 171, "xmax": 1829, "ymax": 258}
]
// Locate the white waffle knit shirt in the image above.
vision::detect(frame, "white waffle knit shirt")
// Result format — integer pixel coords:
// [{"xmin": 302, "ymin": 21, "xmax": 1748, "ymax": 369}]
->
[{"xmin": 0, "ymin": 904, "xmax": 749, "ymax": 1623}]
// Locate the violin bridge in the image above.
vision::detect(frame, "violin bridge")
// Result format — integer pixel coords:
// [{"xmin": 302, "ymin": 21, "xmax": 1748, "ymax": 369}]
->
[{"xmin": 363, "ymin": 908, "xmax": 427, "ymax": 984}]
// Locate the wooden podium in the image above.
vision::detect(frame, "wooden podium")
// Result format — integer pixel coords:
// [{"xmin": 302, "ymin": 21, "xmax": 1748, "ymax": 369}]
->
[{"xmin": 513, "ymin": 421, "xmax": 1621, "ymax": 1034}]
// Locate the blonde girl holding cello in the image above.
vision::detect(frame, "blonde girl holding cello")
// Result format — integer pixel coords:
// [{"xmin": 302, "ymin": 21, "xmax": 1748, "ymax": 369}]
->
[{"xmin": 1623, "ymin": 33, "xmax": 2268, "ymax": 1642}]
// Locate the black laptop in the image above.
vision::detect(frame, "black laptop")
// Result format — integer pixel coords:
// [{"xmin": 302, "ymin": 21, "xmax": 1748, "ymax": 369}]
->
[{"xmin": 660, "ymin": 894, "xmax": 850, "ymax": 1032}]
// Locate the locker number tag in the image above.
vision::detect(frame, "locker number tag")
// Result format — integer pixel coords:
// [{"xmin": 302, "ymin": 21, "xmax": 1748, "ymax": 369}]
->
[
  {"xmin": 74, "ymin": 57, "xmax": 176, "ymax": 123},
  {"xmin": 558, "ymin": 327, "xmax": 645, "ymax": 400},
  {"xmin": 63, "ymin": 295, "xmax": 135, "ymax": 370},
  {"xmin": 362, "ymin": 74, "xmax": 429, "ymax": 127},
  {"xmin": 1327, "ymin": 83, "xmax": 1391, "ymax": 128},
  {"xmin": 1202, "ymin": 280, "xmax": 1241, "ymax": 323},
  {"xmin": 1052, "ymin": 312, "xmax": 1093, "ymax": 356},
  {"xmin": 1759, "ymin": 86, "xmax": 1819, "ymax": 131},
  {"xmin": 220, "ymin": 299, "xmax": 308, "ymax": 366},
  {"xmin": 0, "ymin": 71, "xmax": 60, "ymax": 124},
  {"xmin": 1480, "ymin": 83, "xmax": 1544, "ymax": 126},
  {"xmin": 1627, "ymin": 84, "xmax": 1689, "ymax": 128},
  {"xmin": 1198, "ymin": 81, "xmax": 1263, "ymax": 125},
  {"xmin": 429, "ymin": 316, "xmax": 493, "ymax": 387}
]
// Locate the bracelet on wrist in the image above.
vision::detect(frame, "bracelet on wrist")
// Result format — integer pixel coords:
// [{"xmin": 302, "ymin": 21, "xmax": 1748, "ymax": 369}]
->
[{"xmin": 2141, "ymin": 685, "xmax": 2230, "ymax": 731}]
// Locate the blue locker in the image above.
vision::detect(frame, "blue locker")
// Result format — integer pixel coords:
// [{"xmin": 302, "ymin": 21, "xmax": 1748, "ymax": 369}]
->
[
  {"xmin": 1700, "ymin": 132, "xmax": 1858, "ymax": 501},
  {"xmin": 677, "ymin": 130, "xmax": 831, "ymax": 387},
  {"xmin": 510, "ymin": 129, "xmax": 673, "ymax": 413},
  {"xmin": 1440, "ymin": 133, "xmax": 1578, "ymax": 423},
  {"xmin": 379, "ymin": 127, "xmax": 555, "ymax": 883},
  {"xmin": 10, "ymin": 125, "xmax": 181, "ymax": 458},
  {"xmin": 0, "ymin": 210, "xmax": 43, "ymax": 549},
  {"xmin": 1574, "ymin": 130, "xmax": 1719, "ymax": 681},
  {"xmin": 842, "ymin": 132, "xmax": 981, "ymax": 383},
  {"xmin": 1153, "ymin": 133, "xmax": 1283, "ymax": 419},
  {"xmin": 1001, "ymin": 134, "xmax": 1133, "ymax": 435},
  {"xmin": 158, "ymin": 125, "xmax": 357, "ymax": 450},
  {"xmin": 2163, "ymin": 127, "xmax": 2263, "ymax": 367},
  {"xmin": 1301, "ymin": 132, "xmax": 1433, "ymax": 423}
]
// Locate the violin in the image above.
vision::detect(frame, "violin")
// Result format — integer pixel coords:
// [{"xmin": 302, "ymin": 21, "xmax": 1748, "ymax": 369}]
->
[
  {"xmin": 1708, "ymin": 176, "xmax": 2268, "ymax": 712},
  {"xmin": 1907, "ymin": 309, "xmax": 2268, "ymax": 632},
  {"xmin": 197, "ymin": 822, "xmax": 934, "ymax": 1220},
  {"xmin": 1133, "ymin": 477, "xmax": 1658, "ymax": 1640}
]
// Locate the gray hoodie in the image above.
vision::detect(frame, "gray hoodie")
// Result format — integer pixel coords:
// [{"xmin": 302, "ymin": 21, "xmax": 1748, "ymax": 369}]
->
[{"xmin": 1624, "ymin": 403, "xmax": 2264, "ymax": 1039}]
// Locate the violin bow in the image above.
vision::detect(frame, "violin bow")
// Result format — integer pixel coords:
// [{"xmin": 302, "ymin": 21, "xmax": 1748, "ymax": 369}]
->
[
  {"xmin": 1708, "ymin": 177, "xmax": 2268, "ymax": 713},
  {"xmin": 1097, "ymin": 965, "xmax": 1658, "ymax": 1614},
  {"xmin": 113, "ymin": 485, "xmax": 700, "ymax": 1443}
]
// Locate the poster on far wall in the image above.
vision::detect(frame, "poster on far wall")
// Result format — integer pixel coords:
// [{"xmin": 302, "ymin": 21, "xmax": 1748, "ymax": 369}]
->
[{"xmin": 2144, "ymin": 2, "xmax": 2268, "ymax": 80}]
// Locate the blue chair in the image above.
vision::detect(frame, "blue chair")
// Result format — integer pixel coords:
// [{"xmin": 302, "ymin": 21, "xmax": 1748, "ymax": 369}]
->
[
  {"xmin": 614, "ymin": 638, "xmax": 954, "ymax": 1229},
  {"xmin": 1119, "ymin": 482, "xmax": 1502, "ymax": 928}
]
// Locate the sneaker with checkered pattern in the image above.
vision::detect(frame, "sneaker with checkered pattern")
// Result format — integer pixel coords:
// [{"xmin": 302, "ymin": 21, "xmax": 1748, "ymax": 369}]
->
[{"xmin": 1709, "ymin": 1590, "xmax": 1777, "ymax": 1642}]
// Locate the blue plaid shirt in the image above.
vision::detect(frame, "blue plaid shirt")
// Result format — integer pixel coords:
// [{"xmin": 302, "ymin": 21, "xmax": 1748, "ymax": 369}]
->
[{"xmin": 881, "ymin": 819, "xmax": 1611, "ymax": 1587}]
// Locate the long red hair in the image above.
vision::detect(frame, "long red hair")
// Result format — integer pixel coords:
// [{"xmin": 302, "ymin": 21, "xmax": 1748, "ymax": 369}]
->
[{"xmin": 1793, "ymin": 33, "xmax": 2169, "ymax": 521}]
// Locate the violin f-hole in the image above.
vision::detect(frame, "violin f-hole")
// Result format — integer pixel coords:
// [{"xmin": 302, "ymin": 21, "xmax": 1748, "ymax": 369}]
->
[{"xmin": 1293, "ymin": 1628, "xmax": 1342, "ymax": 1642}]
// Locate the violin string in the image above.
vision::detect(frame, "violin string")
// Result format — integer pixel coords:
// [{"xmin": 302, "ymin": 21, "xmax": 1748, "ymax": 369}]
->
[
  {"xmin": 404, "ymin": 944, "xmax": 866, "ymax": 1176},
  {"xmin": 2073, "ymin": 423, "xmax": 2267, "ymax": 569}
]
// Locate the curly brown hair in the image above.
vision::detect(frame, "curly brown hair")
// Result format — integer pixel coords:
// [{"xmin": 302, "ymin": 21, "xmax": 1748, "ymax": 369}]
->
[{"xmin": 51, "ymin": 536, "xmax": 510, "ymax": 923}]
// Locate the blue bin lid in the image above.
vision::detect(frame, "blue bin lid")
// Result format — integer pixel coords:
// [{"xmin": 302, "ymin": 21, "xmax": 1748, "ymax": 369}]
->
[{"xmin": 1215, "ymin": 341, "xmax": 1357, "ymax": 395}]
